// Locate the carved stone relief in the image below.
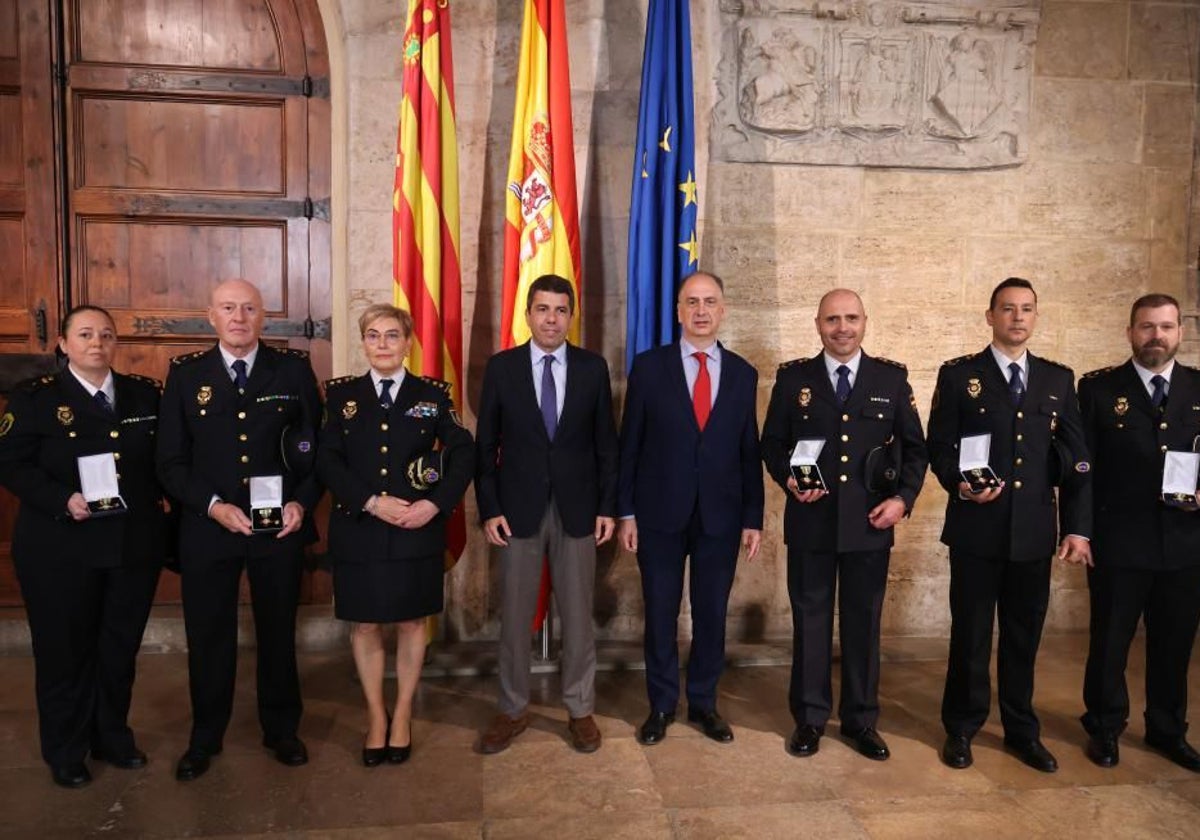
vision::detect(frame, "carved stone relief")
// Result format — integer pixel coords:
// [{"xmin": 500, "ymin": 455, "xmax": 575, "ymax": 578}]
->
[{"xmin": 714, "ymin": 1, "xmax": 1040, "ymax": 169}]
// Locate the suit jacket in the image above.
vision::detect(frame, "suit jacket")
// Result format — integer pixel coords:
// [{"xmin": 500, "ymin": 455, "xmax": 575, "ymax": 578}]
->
[
  {"xmin": 156, "ymin": 344, "xmax": 322, "ymax": 561},
  {"xmin": 474, "ymin": 342, "xmax": 618, "ymax": 539},
  {"xmin": 618, "ymin": 341, "xmax": 764, "ymax": 535},
  {"xmin": 927, "ymin": 347, "xmax": 1092, "ymax": 562},
  {"xmin": 1080, "ymin": 360, "xmax": 1200, "ymax": 570},
  {"xmin": 318, "ymin": 372, "xmax": 475, "ymax": 562},
  {"xmin": 761, "ymin": 353, "xmax": 928, "ymax": 553},
  {"xmin": 0, "ymin": 370, "xmax": 168, "ymax": 568}
]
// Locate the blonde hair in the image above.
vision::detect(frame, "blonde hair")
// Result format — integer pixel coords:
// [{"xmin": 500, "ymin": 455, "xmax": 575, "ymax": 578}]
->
[{"xmin": 358, "ymin": 304, "xmax": 414, "ymax": 338}]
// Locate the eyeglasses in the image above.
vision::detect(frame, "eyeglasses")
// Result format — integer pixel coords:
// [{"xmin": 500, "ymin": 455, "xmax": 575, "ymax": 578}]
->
[{"xmin": 364, "ymin": 330, "xmax": 405, "ymax": 345}]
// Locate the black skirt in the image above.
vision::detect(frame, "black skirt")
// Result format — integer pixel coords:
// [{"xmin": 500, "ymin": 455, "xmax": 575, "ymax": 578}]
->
[{"xmin": 333, "ymin": 554, "xmax": 444, "ymax": 623}]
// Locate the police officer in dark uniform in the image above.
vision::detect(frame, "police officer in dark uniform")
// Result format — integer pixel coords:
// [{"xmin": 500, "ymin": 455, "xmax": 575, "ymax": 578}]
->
[
  {"xmin": 1078, "ymin": 293, "xmax": 1200, "ymax": 771},
  {"xmin": 317, "ymin": 303, "xmax": 474, "ymax": 767},
  {"xmin": 0, "ymin": 305, "xmax": 167, "ymax": 788},
  {"xmin": 761, "ymin": 289, "xmax": 927, "ymax": 761},
  {"xmin": 928, "ymin": 277, "xmax": 1092, "ymax": 773},
  {"xmin": 156, "ymin": 279, "xmax": 322, "ymax": 781}
]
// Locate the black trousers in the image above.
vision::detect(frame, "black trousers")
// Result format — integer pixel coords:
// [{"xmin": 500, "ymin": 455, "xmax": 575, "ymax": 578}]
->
[
  {"xmin": 16, "ymin": 554, "xmax": 160, "ymax": 768},
  {"xmin": 637, "ymin": 512, "xmax": 740, "ymax": 714},
  {"xmin": 181, "ymin": 547, "xmax": 304, "ymax": 750},
  {"xmin": 788, "ymin": 548, "xmax": 890, "ymax": 732},
  {"xmin": 1082, "ymin": 564, "xmax": 1200, "ymax": 739},
  {"xmin": 941, "ymin": 550, "xmax": 1051, "ymax": 741}
]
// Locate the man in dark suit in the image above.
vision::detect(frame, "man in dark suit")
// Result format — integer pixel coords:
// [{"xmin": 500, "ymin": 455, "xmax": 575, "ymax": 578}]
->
[
  {"xmin": 474, "ymin": 274, "xmax": 619, "ymax": 754},
  {"xmin": 618, "ymin": 271, "xmax": 763, "ymax": 746},
  {"xmin": 761, "ymin": 289, "xmax": 927, "ymax": 761},
  {"xmin": 928, "ymin": 277, "xmax": 1092, "ymax": 773},
  {"xmin": 1078, "ymin": 293, "xmax": 1200, "ymax": 772},
  {"xmin": 157, "ymin": 279, "xmax": 322, "ymax": 781}
]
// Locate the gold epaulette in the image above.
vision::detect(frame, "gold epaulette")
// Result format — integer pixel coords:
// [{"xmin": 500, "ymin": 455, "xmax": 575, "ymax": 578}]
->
[
  {"xmin": 324, "ymin": 375, "xmax": 357, "ymax": 389},
  {"xmin": 1082, "ymin": 365, "xmax": 1116, "ymax": 379},
  {"xmin": 275, "ymin": 347, "xmax": 310, "ymax": 359},
  {"xmin": 419, "ymin": 375, "xmax": 452, "ymax": 395},
  {"xmin": 17, "ymin": 373, "xmax": 57, "ymax": 393},
  {"xmin": 943, "ymin": 354, "xmax": 973, "ymax": 367},
  {"xmin": 170, "ymin": 349, "xmax": 209, "ymax": 367},
  {"xmin": 1039, "ymin": 356, "xmax": 1072, "ymax": 373},
  {"xmin": 874, "ymin": 356, "xmax": 907, "ymax": 370},
  {"xmin": 777, "ymin": 358, "xmax": 809, "ymax": 371},
  {"xmin": 125, "ymin": 373, "xmax": 163, "ymax": 390}
]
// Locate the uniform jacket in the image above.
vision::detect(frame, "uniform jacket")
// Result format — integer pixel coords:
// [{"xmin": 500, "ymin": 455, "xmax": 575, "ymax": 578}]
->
[
  {"xmin": 474, "ymin": 342, "xmax": 618, "ymax": 539},
  {"xmin": 156, "ymin": 344, "xmax": 322, "ymax": 561},
  {"xmin": 617, "ymin": 341, "xmax": 764, "ymax": 535},
  {"xmin": 0, "ymin": 370, "xmax": 168, "ymax": 568},
  {"xmin": 927, "ymin": 347, "xmax": 1092, "ymax": 562},
  {"xmin": 1080, "ymin": 360, "xmax": 1200, "ymax": 570},
  {"xmin": 318, "ymin": 372, "xmax": 474, "ymax": 562},
  {"xmin": 761, "ymin": 353, "xmax": 928, "ymax": 552}
]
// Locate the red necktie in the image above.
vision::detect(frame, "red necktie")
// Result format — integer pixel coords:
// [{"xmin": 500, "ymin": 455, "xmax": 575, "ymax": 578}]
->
[{"xmin": 693, "ymin": 351, "xmax": 711, "ymax": 431}]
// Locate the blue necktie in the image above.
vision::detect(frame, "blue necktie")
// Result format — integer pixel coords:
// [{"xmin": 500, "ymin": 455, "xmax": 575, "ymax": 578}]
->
[
  {"xmin": 1150, "ymin": 374, "xmax": 1167, "ymax": 410},
  {"xmin": 835, "ymin": 365, "xmax": 851, "ymax": 405},
  {"xmin": 540, "ymin": 356, "xmax": 557, "ymax": 440},
  {"xmin": 1008, "ymin": 362, "xmax": 1024, "ymax": 406},
  {"xmin": 94, "ymin": 390, "xmax": 114, "ymax": 415},
  {"xmin": 379, "ymin": 378, "xmax": 394, "ymax": 410},
  {"xmin": 232, "ymin": 359, "xmax": 248, "ymax": 392}
]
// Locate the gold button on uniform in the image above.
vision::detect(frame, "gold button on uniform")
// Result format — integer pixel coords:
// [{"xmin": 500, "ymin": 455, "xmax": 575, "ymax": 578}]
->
[
  {"xmin": 1016, "ymin": 411, "xmax": 1024, "ymax": 419},
  {"xmin": 237, "ymin": 411, "xmax": 246, "ymax": 420},
  {"xmin": 380, "ymin": 446, "xmax": 389, "ymax": 453},
  {"xmin": 841, "ymin": 434, "xmax": 849, "ymax": 442},
  {"xmin": 109, "ymin": 430, "xmax": 119, "ymax": 439},
  {"xmin": 1160, "ymin": 422, "xmax": 1168, "ymax": 430},
  {"xmin": 1015, "ymin": 457, "xmax": 1023, "ymax": 465},
  {"xmin": 842, "ymin": 414, "xmax": 850, "ymax": 422},
  {"xmin": 839, "ymin": 474, "xmax": 848, "ymax": 482},
  {"xmin": 239, "ymin": 433, "xmax": 248, "ymax": 441},
  {"xmin": 1013, "ymin": 480, "xmax": 1023, "ymax": 489},
  {"xmin": 381, "ymin": 423, "xmax": 389, "ymax": 431},
  {"xmin": 841, "ymin": 455, "xmax": 849, "ymax": 463},
  {"xmin": 240, "ymin": 455, "xmax": 249, "ymax": 463},
  {"xmin": 113, "ymin": 452, "xmax": 121, "ymax": 460},
  {"xmin": 1162, "ymin": 445, "xmax": 1169, "ymax": 453},
  {"xmin": 1016, "ymin": 434, "xmax": 1023, "ymax": 441},
  {"xmin": 381, "ymin": 468, "xmax": 388, "ymax": 475}
]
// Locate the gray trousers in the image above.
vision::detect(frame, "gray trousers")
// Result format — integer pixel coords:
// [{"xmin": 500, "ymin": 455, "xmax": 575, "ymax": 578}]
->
[{"xmin": 497, "ymin": 502, "xmax": 596, "ymax": 718}]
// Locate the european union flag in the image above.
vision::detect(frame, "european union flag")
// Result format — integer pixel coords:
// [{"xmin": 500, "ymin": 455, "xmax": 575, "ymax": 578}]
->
[{"xmin": 625, "ymin": 0, "xmax": 697, "ymax": 372}]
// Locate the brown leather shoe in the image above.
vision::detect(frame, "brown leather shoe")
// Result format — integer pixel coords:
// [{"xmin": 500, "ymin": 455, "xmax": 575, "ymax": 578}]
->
[
  {"xmin": 568, "ymin": 715, "xmax": 602, "ymax": 753},
  {"xmin": 478, "ymin": 711, "xmax": 529, "ymax": 755}
]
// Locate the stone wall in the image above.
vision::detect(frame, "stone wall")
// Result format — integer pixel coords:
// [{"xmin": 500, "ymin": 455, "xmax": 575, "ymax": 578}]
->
[{"xmin": 327, "ymin": 0, "xmax": 1198, "ymax": 642}]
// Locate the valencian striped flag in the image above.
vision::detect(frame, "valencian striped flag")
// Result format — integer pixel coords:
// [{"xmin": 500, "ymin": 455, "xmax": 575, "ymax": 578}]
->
[
  {"xmin": 625, "ymin": 0, "xmax": 697, "ymax": 371},
  {"xmin": 502, "ymin": 0, "xmax": 582, "ymax": 349},
  {"xmin": 394, "ymin": 0, "xmax": 466, "ymax": 567},
  {"xmin": 503, "ymin": 0, "xmax": 581, "ymax": 630}
]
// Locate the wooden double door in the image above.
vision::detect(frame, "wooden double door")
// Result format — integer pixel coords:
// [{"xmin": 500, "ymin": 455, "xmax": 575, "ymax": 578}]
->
[{"xmin": 0, "ymin": 0, "xmax": 332, "ymax": 605}]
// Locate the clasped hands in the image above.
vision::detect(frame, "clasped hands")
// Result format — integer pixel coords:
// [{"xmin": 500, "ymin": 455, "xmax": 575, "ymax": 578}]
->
[
  {"xmin": 785, "ymin": 476, "xmax": 905, "ymax": 531},
  {"xmin": 209, "ymin": 500, "xmax": 305, "ymax": 538}
]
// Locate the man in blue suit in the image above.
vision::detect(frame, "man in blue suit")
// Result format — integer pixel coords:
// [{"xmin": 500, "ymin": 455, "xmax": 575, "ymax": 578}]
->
[{"xmin": 618, "ymin": 271, "xmax": 764, "ymax": 745}]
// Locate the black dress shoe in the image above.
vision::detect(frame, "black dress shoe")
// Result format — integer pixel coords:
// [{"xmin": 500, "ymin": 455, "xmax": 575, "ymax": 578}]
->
[
  {"xmin": 175, "ymin": 746, "xmax": 219, "ymax": 782},
  {"xmin": 1086, "ymin": 733, "xmax": 1119, "ymax": 768},
  {"xmin": 688, "ymin": 708, "xmax": 734, "ymax": 743},
  {"xmin": 263, "ymin": 735, "xmax": 309, "ymax": 767},
  {"xmin": 786, "ymin": 725, "xmax": 822, "ymax": 757},
  {"xmin": 50, "ymin": 763, "xmax": 92, "ymax": 789},
  {"xmin": 636, "ymin": 711, "xmax": 675, "ymax": 746},
  {"xmin": 1004, "ymin": 737, "xmax": 1058, "ymax": 772},
  {"xmin": 92, "ymin": 747, "xmax": 148, "ymax": 769},
  {"xmin": 1145, "ymin": 733, "xmax": 1200, "ymax": 772},
  {"xmin": 941, "ymin": 734, "xmax": 973, "ymax": 769},
  {"xmin": 844, "ymin": 726, "xmax": 890, "ymax": 761}
]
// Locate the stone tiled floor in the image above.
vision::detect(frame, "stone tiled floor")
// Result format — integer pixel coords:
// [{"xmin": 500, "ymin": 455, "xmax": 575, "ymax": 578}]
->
[{"xmin": 1, "ymin": 633, "xmax": 1198, "ymax": 838}]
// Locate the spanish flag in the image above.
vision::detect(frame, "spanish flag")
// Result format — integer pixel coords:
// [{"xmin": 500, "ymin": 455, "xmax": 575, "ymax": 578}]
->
[
  {"xmin": 503, "ymin": 0, "xmax": 582, "ymax": 630},
  {"xmin": 501, "ymin": 0, "xmax": 582, "ymax": 349},
  {"xmin": 394, "ymin": 0, "xmax": 466, "ymax": 568}
]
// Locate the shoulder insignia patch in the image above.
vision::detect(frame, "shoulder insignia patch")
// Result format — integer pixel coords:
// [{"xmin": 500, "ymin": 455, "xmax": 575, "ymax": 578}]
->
[
  {"xmin": 324, "ymin": 375, "xmax": 357, "ymax": 389},
  {"xmin": 419, "ymin": 375, "xmax": 452, "ymax": 395},
  {"xmin": 126, "ymin": 373, "xmax": 163, "ymax": 389},
  {"xmin": 170, "ymin": 350, "xmax": 209, "ymax": 367},
  {"xmin": 777, "ymin": 358, "xmax": 809, "ymax": 371},
  {"xmin": 16, "ymin": 374, "xmax": 56, "ymax": 393},
  {"xmin": 874, "ymin": 356, "xmax": 907, "ymax": 370},
  {"xmin": 943, "ymin": 354, "xmax": 973, "ymax": 367},
  {"xmin": 1082, "ymin": 366, "xmax": 1116, "ymax": 379},
  {"xmin": 275, "ymin": 347, "xmax": 310, "ymax": 359}
]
